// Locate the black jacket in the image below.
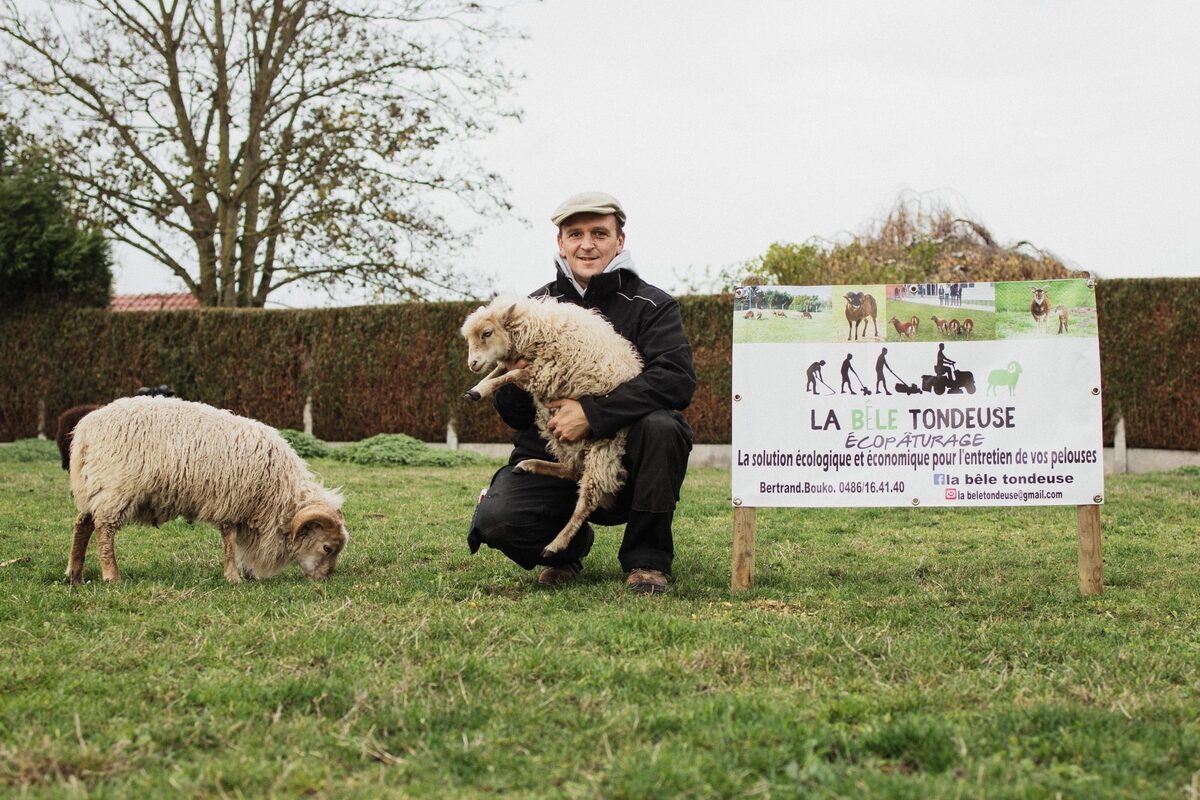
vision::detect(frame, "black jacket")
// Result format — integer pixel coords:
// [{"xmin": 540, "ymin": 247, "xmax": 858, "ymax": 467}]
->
[{"xmin": 494, "ymin": 265, "xmax": 698, "ymax": 458}]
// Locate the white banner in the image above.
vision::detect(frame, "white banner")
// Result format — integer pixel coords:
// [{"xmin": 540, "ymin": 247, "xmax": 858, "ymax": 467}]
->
[{"xmin": 731, "ymin": 280, "xmax": 1105, "ymax": 508}]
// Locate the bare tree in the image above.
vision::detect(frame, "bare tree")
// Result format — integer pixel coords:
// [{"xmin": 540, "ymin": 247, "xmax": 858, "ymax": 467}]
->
[{"xmin": 1, "ymin": 0, "xmax": 519, "ymax": 306}]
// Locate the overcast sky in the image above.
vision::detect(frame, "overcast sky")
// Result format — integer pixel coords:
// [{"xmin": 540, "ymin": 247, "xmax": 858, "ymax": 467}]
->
[{"xmin": 102, "ymin": 0, "xmax": 1200, "ymax": 305}]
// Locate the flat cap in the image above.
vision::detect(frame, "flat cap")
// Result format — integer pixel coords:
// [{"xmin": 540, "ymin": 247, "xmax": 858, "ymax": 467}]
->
[{"xmin": 551, "ymin": 191, "xmax": 626, "ymax": 227}]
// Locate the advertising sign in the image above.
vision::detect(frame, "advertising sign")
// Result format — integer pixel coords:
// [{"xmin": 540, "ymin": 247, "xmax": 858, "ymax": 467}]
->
[{"xmin": 731, "ymin": 279, "xmax": 1104, "ymax": 508}]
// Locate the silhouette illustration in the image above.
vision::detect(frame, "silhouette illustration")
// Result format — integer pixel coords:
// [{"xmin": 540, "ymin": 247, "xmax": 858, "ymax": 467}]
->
[
  {"xmin": 874, "ymin": 348, "xmax": 893, "ymax": 396},
  {"xmin": 840, "ymin": 353, "xmax": 870, "ymax": 395},
  {"xmin": 987, "ymin": 361, "xmax": 1023, "ymax": 396},
  {"xmin": 806, "ymin": 359, "xmax": 833, "ymax": 395},
  {"xmin": 922, "ymin": 343, "xmax": 976, "ymax": 395}
]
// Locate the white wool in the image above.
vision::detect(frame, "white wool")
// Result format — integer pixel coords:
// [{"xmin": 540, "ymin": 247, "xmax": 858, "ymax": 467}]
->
[
  {"xmin": 69, "ymin": 397, "xmax": 343, "ymax": 578},
  {"xmin": 462, "ymin": 296, "xmax": 643, "ymax": 499}
]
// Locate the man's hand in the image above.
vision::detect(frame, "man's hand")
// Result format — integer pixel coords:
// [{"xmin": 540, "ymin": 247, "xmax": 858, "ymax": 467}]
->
[{"xmin": 546, "ymin": 398, "xmax": 590, "ymax": 443}]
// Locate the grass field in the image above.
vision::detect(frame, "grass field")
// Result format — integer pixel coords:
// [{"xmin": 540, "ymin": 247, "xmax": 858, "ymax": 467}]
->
[
  {"xmin": 996, "ymin": 280, "xmax": 1099, "ymax": 340},
  {"xmin": 881, "ymin": 299, "xmax": 998, "ymax": 342},
  {"xmin": 2, "ymin": 448, "xmax": 1199, "ymax": 798},
  {"xmin": 733, "ymin": 311, "xmax": 834, "ymax": 344}
]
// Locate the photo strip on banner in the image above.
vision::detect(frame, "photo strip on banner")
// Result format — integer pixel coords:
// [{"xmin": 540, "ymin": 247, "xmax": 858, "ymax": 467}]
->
[{"xmin": 731, "ymin": 279, "xmax": 1104, "ymax": 508}]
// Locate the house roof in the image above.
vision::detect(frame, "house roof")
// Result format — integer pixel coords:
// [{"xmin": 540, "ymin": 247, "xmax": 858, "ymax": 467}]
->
[{"xmin": 110, "ymin": 293, "xmax": 200, "ymax": 312}]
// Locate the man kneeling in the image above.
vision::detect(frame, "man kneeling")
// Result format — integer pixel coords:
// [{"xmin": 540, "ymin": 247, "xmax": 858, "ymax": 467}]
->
[{"xmin": 467, "ymin": 192, "xmax": 696, "ymax": 594}]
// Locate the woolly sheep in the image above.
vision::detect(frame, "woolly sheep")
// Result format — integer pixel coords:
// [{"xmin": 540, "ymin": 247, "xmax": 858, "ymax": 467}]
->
[
  {"xmin": 67, "ymin": 397, "xmax": 348, "ymax": 584},
  {"xmin": 55, "ymin": 386, "xmax": 178, "ymax": 471},
  {"xmin": 460, "ymin": 296, "xmax": 643, "ymax": 558}
]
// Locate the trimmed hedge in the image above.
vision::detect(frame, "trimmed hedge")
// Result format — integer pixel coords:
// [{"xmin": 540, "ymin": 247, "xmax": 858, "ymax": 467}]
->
[
  {"xmin": 2, "ymin": 280, "xmax": 1195, "ymax": 449},
  {"xmin": 0, "ymin": 297, "xmax": 731, "ymax": 444},
  {"xmin": 1096, "ymin": 278, "xmax": 1200, "ymax": 449}
]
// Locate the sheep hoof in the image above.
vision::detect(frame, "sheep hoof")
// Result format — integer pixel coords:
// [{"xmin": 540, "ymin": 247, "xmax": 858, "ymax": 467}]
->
[
  {"xmin": 464, "ymin": 390, "xmax": 482, "ymax": 402},
  {"xmin": 512, "ymin": 461, "xmax": 528, "ymax": 474},
  {"xmin": 540, "ymin": 547, "xmax": 559, "ymax": 559}
]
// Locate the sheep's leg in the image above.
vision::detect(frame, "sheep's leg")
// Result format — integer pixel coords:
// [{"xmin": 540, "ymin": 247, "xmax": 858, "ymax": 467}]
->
[
  {"xmin": 95, "ymin": 522, "xmax": 121, "ymax": 583},
  {"xmin": 541, "ymin": 472, "xmax": 602, "ymax": 558},
  {"xmin": 67, "ymin": 513, "xmax": 94, "ymax": 585},
  {"xmin": 463, "ymin": 364, "xmax": 506, "ymax": 401},
  {"xmin": 541, "ymin": 439, "xmax": 625, "ymax": 558},
  {"xmin": 220, "ymin": 523, "xmax": 242, "ymax": 583},
  {"xmin": 464, "ymin": 367, "xmax": 527, "ymax": 402},
  {"xmin": 513, "ymin": 458, "xmax": 578, "ymax": 480}
]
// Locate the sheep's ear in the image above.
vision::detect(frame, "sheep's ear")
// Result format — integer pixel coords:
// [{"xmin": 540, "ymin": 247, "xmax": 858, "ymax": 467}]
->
[{"xmin": 500, "ymin": 303, "xmax": 517, "ymax": 325}]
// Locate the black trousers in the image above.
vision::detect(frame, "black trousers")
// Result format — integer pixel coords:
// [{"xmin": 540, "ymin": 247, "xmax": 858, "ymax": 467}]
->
[{"xmin": 467, "ymin": 410, "xmax": 693, "ymax": 575}]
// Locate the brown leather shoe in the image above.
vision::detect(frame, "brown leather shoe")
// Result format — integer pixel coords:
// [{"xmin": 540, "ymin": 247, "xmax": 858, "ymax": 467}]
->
[
  {"xmin": 625, "ymin": 568, "xmax": 668, "ymax": 595},
  {"xmin": 537, "ymin": 560, "xmax": 582, "ymax": 587}
]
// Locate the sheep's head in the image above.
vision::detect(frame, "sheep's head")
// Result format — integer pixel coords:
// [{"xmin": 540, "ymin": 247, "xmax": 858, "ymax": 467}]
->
[
  {"xmin": 289, "ymin": 503, "xmax": 349, "ymax": 580},
  {"xmin": 461, "ymin": 302, "xmax": 518, "ymax": 374},
  {"xmin": 1031, "ymin": 287, "xmax": 1048, "ymax": 304},
  {"xmin": 844, "ymin": 292, "xmax": 863, "ymax": 307}
]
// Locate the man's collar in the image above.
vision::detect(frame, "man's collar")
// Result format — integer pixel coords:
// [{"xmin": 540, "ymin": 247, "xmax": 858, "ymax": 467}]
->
[{"xmin": 553, "ymin": 251, "xmax": 636, "ymax": 301}]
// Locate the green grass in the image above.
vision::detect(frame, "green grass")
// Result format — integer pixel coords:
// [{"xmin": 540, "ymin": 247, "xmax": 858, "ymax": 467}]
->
[
  {"xmin": 882, "ymin": 299, "xmax": 998, "ymax": 342},
  {"xmin": 733, "ymin": 311, "xmax": 833, "ymax": 343},
  {"xmin": 2, "ymin": 459, "xmax": 1199, "ymax": 798},
  {"xmin": 0, "ymin": 438, "xmax": 59, "ymax": 463},
  {"xmin": 996, "ymin": 280, "xmax": 1099, "ymax": 339}
]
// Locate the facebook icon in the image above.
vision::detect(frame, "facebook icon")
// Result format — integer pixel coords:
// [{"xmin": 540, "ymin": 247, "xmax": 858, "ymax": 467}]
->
[{"xmin": 933, "ymin": 474, "xmax": 948, "ymax": 485}]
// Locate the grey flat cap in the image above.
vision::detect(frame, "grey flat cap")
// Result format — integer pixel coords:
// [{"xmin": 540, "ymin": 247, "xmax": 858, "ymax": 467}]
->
[{"xmin": 551, "ymin": 191, "xmax": 626, "ymax": 227}]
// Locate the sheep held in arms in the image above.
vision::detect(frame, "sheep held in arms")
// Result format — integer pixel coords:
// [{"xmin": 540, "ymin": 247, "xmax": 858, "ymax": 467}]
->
[
  {"xmin": 461, "ymin": 297, "xmax": 643, "ymax": 558},
  {"xmin": 67, "ymin": 398, "xmax": 348, "ymax": 584}
]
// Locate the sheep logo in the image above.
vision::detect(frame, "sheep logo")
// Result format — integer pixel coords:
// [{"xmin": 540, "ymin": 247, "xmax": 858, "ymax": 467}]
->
[{"xmin": 987, "ymin": 361, "xmax": 1023, "ymax": 396}]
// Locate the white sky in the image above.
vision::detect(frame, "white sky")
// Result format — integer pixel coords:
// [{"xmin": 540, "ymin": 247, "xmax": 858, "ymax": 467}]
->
[{"xmin": 99, "ymin": 0, "xmax": 1200, "ymax": 305}]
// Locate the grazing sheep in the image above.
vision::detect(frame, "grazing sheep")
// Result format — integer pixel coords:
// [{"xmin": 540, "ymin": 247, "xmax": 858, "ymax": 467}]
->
[
  {"xmin": 889, "ymin": 317, "xmax": 916, "ymax": 339},
  {"xmin": 801, "ymin": 310, "xmax": 813, "ymax": 319},
  {"xmin": 987, "ymin": 362, "xmax": 1023, "ymax": 397},
  {"xmin": 930, "ymin": 315, "xmax": 951, "ymax": 334},
  {"xmin": 1055, "ymin": 305, "xmax": 1069, "ymax": 334},
  {"xmin": 742, "ymin": 310, "xmax": 754, "ymax": 319},
  {"xmin": 461, "ymin": 296, "xmax": 643, "ymax": 558},
  {"xmin": 1031, "ymin": 287, "xmax": 1051, "ymax": 333},
  {"xmin": 949, "ymin": 319, "xmax": 961, "ymax": 336},
  {"xmin": 909, "ymin": 315, "xmax": 920, "ymax": 334},
  {"xmin": 67, "ymin": 397, "xmax": 348, "ymax": 584},
  {"xmin": 843, "ymin": 292, "xmax": 878, "ymax": 340}
]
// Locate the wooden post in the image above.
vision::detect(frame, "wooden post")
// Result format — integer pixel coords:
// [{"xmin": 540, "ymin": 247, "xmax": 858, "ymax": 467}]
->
[
  {"xmin": 1077, "ymin": 504, "xmax": 1103, "ymax": 596},
  {"xmin": 732, "ymin": 506, "xmax": 756, "ymax": 591}
]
